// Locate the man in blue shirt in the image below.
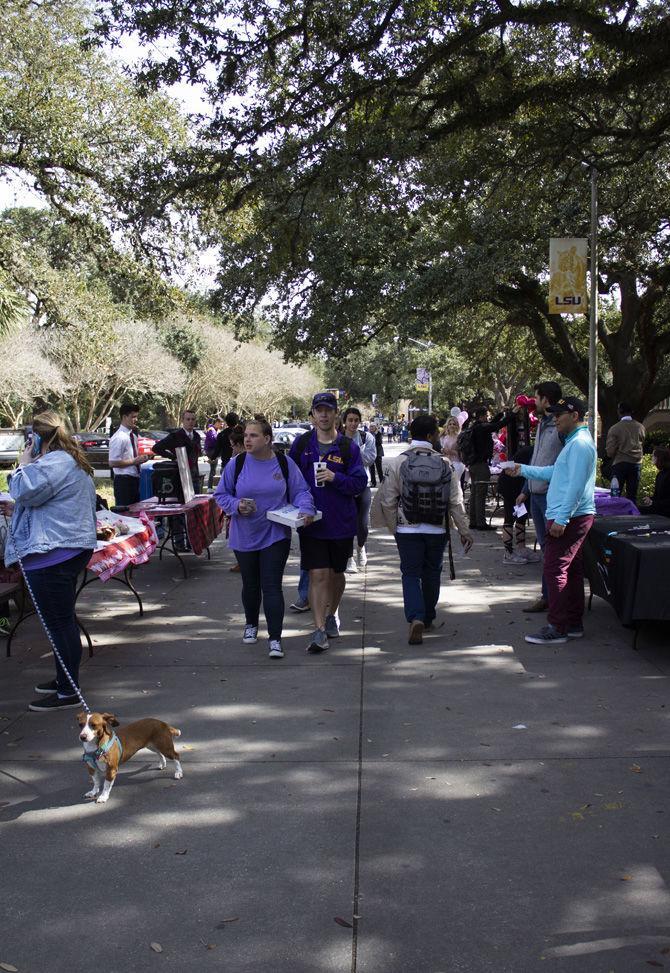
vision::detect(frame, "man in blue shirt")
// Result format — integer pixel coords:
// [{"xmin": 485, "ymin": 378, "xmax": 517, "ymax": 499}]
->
[
  {"xmin": 289, "ymin": 392, "xmax": 367, "ymax": 653},
  {"xmin": 507, "ymin": 397, "xmax": 596, "ymax": 645}
]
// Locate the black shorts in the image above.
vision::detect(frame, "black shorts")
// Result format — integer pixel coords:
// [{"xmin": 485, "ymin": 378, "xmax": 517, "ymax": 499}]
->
[{"xmin": 299, "ymin": 535, "xmax": 354, "ymax": 574}]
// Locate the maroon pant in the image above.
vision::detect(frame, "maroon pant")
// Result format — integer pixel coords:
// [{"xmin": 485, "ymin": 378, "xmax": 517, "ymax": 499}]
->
[{"xmin": 543, "ymin": 515, "xmax": 594, "ymax": 634}]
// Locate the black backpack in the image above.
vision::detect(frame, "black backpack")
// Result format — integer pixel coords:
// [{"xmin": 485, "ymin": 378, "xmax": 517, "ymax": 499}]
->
[
  {"xmin": 233, "ymin": 451, "xmax": 291, "ymax": 501},
  {"xmin": 456, "ymin": 427, "xmax": 477, "ymax": 466},
  {"xmin": 400, "ymin": 448, "xmax": 452, "ymax": 526}
]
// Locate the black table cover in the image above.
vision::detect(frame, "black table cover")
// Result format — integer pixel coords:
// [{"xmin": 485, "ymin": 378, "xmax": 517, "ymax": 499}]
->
[{"xmin": 583, "ymin": 515, "xmax": 670, "ymax": 625}]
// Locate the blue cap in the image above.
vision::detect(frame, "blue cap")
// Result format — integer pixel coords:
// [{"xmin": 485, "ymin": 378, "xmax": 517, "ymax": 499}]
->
[{"xmin": 311, "ymin": 391, "xmax": 338, "ymax": 410}]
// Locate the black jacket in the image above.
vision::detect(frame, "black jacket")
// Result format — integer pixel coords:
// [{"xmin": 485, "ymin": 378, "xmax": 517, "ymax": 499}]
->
[
  {"xmin": 211, "ymin": 427, "xmax": 234, "ymax": 464},
  {"xmin": 153, "ymin": 428, "xmax": 202, "ymax": 477},
  {"xmin": 649, "ymin": 468, "xmax": 670, "ymax": 517},
  {"xmin": 471, "ymin": 412, "xmax": 508, "ymax": 463},
  {"xmin": 374, "ymin": 430, "xmax": 384, "ymax": 457}
]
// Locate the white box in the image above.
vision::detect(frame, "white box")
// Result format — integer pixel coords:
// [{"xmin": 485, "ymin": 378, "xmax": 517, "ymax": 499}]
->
[{"xmin": 266, "ymin": 505, "xmax": 322, "ymax": 529}]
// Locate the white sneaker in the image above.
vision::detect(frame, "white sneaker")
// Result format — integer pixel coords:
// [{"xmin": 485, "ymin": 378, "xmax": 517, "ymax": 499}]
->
[
  {"xmin": 346, "ymin": 557, "xmax": 358, "ymax": 574},
  {"xmin": 521, "ymin": 549, "xmax": 542, "ymax": 562},
  {"xmin": 242, "ymin": 625, "xmax": 259, "ymax": 643},
  {"xmin": 503, "ymin": 551, "xmax": 528, "ymax": 565},
  {"xmin": 268, "ymin": 640, "xmax": 284, "ymax": 659},
  {"xmin": 358, "ymin": 545, "xmax": 368, "ymax": 567}
]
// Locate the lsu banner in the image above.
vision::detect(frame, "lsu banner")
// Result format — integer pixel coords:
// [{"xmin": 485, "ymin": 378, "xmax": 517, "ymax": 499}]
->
[
  {"xmin": 548, "ymin": 238, "xmax": 588, "ymax": 314},
  {"xmin": 415, "ymin": 366, "xmax": 430, "ymax": 392}
]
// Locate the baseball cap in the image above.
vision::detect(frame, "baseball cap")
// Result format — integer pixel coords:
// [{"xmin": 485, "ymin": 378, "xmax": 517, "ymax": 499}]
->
[
  {"xmin": 311, "ymin": 391, "xmax": 338, "ymax": 410},
  {"xmin": 547, "ymin": 396, "xmax": 587, "ymax": 418}
]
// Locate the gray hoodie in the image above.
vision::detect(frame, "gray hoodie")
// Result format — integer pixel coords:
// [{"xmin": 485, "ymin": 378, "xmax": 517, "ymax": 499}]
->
[{"xmin": 525, "ymin": 415, "xmax": 563, "ymax": 495}]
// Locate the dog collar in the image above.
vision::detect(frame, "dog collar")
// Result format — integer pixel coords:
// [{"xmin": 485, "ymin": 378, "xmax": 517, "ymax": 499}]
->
[{"xmin": 82, "ymin": 732, "xmax": 123, "ymax": 769}]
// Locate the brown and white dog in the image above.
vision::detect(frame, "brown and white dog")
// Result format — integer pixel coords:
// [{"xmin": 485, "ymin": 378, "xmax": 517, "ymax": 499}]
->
[{"xmin": 78, "ymin": 711, "xmax": 183, "ymax": 804}]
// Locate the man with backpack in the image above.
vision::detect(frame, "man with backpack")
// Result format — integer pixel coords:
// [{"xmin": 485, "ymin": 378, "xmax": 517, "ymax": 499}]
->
[
  {"xmin": 289, "ymin": 392, "xmax": 368, "ymax": 653},
  {"xmin": 371, "ymin": 414, "xmax": 473, "ymax": 645}
]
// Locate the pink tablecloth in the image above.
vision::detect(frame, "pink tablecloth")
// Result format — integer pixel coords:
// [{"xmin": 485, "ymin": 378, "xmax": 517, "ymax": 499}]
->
[{"xmin": 87, "ymin": 511, "xmax": 158, "ymax": 582}]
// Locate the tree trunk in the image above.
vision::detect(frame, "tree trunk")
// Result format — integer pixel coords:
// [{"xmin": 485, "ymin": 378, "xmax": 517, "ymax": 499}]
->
[{"xmin": 499, "ymin": 275, "xmax": 670, "ymax": 439}]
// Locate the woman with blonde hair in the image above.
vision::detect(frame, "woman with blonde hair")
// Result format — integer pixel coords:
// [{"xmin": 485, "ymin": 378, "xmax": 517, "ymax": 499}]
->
[
  {"xmin": 1, "ymin": 411, "xmax": 96, "ymax": 712},
  {"xmin": 440, "ymin": 415, "xmax": 465, "ymax": 482}
]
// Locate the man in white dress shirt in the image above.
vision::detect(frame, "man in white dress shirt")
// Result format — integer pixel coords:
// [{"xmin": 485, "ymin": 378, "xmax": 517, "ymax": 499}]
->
[{"xmin": 108, "ymin": 402, "xmax": 150, "ymax": 506}]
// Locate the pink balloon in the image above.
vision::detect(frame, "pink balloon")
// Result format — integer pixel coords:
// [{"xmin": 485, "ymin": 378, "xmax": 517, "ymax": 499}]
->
[{"xmin": 458, "ymin": 411, "xmax": 468, "ymax": 425}]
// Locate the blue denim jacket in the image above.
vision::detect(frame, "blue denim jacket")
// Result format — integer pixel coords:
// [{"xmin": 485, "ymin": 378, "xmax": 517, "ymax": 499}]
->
[{"xmin": 5, "ymin": 451, "xmax": 97, "ymax": 566}]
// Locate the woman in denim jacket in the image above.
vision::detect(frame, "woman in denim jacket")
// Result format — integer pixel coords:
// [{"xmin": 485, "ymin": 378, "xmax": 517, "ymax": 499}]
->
[{"xmin": 2, "ymin": 411, "xmax": 96, "ymax": 712}]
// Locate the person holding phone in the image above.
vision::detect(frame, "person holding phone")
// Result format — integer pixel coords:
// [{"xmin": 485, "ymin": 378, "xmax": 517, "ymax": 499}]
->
[
  {"xmin": 1, "ymin": 411, "xmax": 96, "ymax": 711},
  {"xmin": 215, "ymin": 418, "xmax": 315, "ymax": 659}
]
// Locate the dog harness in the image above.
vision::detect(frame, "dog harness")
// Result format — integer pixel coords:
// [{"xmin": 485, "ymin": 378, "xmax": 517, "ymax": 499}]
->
[{"xmin": 82, "ymin": 732, "xmax": 123, "ymax": 770}]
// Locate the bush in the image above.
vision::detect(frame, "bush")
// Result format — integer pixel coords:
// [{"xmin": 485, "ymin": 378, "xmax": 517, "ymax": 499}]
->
[
  {"xmin": 643, "ymin": 428, "xmax": 670, "ymax": 454},
  {"xmin": 596, "ymin": 455, "xmax": 657, "ymax": 498}
]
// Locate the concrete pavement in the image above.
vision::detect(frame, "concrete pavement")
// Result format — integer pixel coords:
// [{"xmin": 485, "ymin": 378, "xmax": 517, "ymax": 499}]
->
[{"xmin": 1, "ymin": 486, "xmax": 670, "ymax": 973}]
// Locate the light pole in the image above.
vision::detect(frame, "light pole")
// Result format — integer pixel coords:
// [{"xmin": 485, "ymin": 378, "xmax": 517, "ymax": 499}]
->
[
  {"xmin": 588, "ymin": 165, "xmax": 598, "ymax": 440},
  {"xmin": 407, "ymin": 337, "xmax": 434, "ymax": 414}
]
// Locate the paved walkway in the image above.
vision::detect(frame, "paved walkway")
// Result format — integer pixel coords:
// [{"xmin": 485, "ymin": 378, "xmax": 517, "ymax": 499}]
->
[{"xmin": 1, "ymin": 497, "xmax": 669, "ymax": 973}]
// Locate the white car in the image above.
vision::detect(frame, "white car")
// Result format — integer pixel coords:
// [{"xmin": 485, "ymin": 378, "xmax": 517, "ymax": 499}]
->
[{"xmin": 273, "ymin": 428, "xmax": 307, "ymax": 453}]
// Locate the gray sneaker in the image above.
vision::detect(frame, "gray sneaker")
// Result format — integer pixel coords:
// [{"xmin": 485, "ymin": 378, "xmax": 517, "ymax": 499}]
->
[
  {"xmin": 290, "ymin": 597, "xmax": 310, "ymax": 612},
  {"xmin": 268, "ymin": 640, "xmax": 284, "ymax": 659},
  {"xmin": 307, "ymin": 628, "xmax": 329, "ymax": 654},
  {"xmin": 324, "ymin": 614, "xmax": 340, "ymax": 639}
]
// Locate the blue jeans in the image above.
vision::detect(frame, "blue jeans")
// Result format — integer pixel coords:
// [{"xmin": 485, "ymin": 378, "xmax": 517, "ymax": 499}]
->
[
  {"xmin": 355, "ymin": 486, "xmax": 372, "ymax": 548},
  {"xmin": 25, "ymin": 550, "xmax": 92, "ymax": 696},
  {"xmin": 234, "ymin": 539, "xmax": 291, "ymax": 639},
  {"xmin": 298, "ymin": 568, "xmax": 309, "ymax": 603},
  {"xmin": 612, "ymin": 461, "xmax": 641, "ymax": 504},
  {"xmin": 530, "ymin": 493, "xmax": 548, "ymax": 600},
  {"xmin": 395, "ymin": 532, "xmax": 447, "ymax": 625}
]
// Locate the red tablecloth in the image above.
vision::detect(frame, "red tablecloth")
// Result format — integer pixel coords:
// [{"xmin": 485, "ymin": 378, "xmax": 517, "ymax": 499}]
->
[
  {"xmin": 88, "ymin": 511, "xmax": 158, "ymax": 582},
  {"xmin": 131, "ymin": 496, "xmax": 224, "ymax": 556}
]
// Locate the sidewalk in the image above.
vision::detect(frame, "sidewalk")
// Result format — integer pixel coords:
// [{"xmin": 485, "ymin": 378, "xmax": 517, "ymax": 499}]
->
[{"xmin": 1, "ymin": 511, "xmax": 670, "ymax": 973}]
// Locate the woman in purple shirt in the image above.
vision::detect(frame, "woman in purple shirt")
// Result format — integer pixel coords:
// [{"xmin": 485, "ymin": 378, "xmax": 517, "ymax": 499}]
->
[{"xmin": 215, "ymin": 418, "xmax": 315, "ymax": 659}]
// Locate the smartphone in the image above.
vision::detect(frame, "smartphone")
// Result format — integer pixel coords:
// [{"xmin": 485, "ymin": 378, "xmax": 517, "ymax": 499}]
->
[{"xmin": 30, "ymin": 432, "xmax": 42, "ymax": 458}]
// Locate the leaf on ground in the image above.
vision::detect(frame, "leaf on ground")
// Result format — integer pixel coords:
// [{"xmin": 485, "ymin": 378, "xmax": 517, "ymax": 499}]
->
[
  {"xmin": 150, "ymin": 942, "xmax": 163, "ymax": 953},
  {"xmin": 631, "ymin": 764, "xmax": 643, "ymax": 773},
  {"xmin": 215, "ymin": 918, "xmax": 240, "ymax": 927},
  {"xmin": 175, "ymin": 849, "xmax": 188, "ymax": 855},
  {"xmin": 661, "ymin": 947, "xmax": 670, "ymax": 954},
  {"xmin": 334, "ymin": 917, "xmax": 353, "ymax": 928},
  {"xmin": 153, "ymin": 843, "xmax": 160, "ymax": 848},
  {"xmin": 645, "ymin": 961, "xmax": 663, "ymax": 968},
  {"xmin": 1, "ymin": 963, "xmax": 19, "ymax": 972},
  {"xmin": 620, "ymin": 875, "xmax": 633, "ymax": 881},
  {"xmin": 322, "ymin": 708, "xmax": 335, "ymax": 712}
]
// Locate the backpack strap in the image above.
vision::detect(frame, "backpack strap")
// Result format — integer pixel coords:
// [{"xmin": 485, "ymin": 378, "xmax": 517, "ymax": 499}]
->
[
  {"xmin": 294, "ymin": 431, "xmax": 312, "ymax": 460},
  {"xmin": 232, "ymin": 452, "xmax": 246, "ymax": 495},
  {"xmin": 275, "ymin": 450, "xmax": 291, "ymax": 503}
]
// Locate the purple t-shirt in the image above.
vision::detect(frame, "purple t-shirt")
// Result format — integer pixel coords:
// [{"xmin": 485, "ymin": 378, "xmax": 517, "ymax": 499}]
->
[
  {"xmin": 214, "ymin": 452, "xmax": 315, "ymax": 551},
  {"xmin": 22, "ymin": 547, "xmax": 87, "ymax": 571}
]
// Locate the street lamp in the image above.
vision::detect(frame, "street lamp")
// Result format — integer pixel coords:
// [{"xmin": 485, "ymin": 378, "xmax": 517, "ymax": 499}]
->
[{"xmin": 407, "ymin": 337, "xmax": 434, "ymax": 415}]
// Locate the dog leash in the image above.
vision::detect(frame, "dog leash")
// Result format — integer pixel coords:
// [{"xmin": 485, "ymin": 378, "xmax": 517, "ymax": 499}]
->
[{"xmin": 3, "ymin": 512, "xmax": 91, "ymax": 713}]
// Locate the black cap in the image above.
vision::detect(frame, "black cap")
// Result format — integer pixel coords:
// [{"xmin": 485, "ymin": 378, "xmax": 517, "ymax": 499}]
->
[
  {"xmin": 547, "ymin": 397, "xmax": 587, "ymax": 418},
  {"xmin": 311, "ymin": 391, "xmax": 338, "ymax": 410}
]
